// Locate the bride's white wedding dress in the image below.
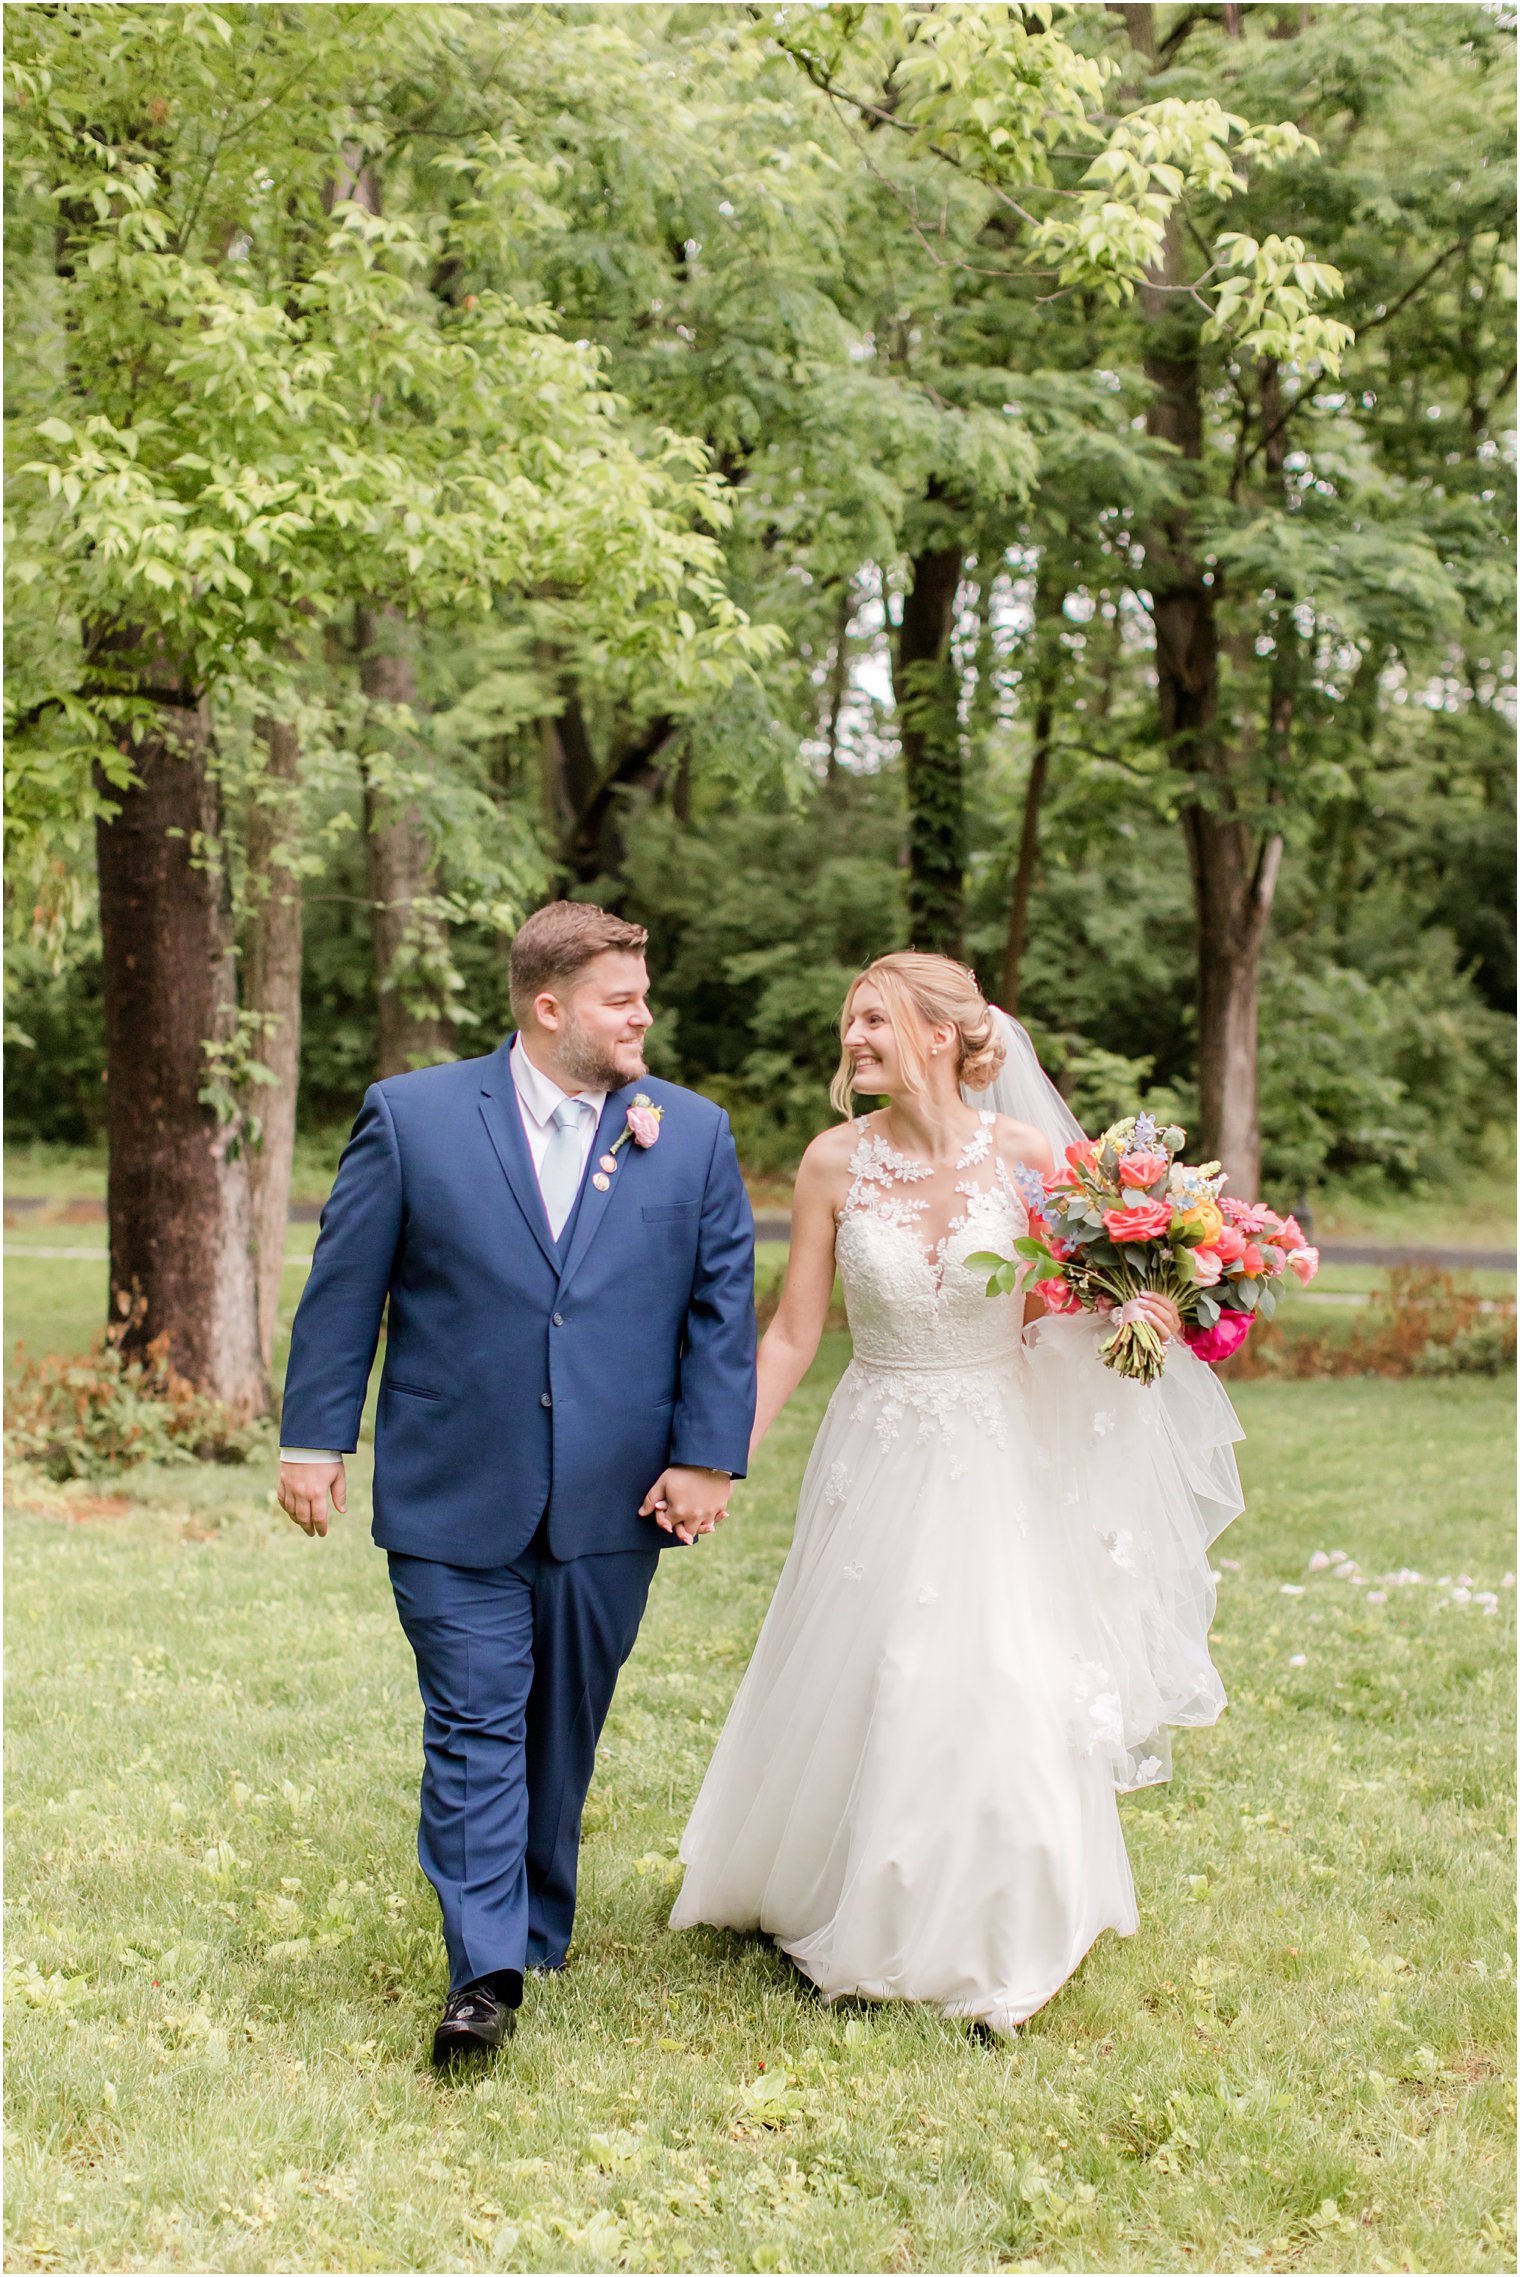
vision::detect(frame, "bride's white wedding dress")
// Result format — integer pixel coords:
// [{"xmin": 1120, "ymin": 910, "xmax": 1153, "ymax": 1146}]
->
[{"xmin": 670, "ymin": 1110, "xmax": 1245, "ymax": 2035}]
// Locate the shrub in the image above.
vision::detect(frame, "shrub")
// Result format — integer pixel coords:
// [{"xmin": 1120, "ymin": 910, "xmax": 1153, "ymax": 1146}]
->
[
  {"xmin": 7, "ymin": 1302, "xmax": 268, "ymax": 1481},
  {"xmin": 1226, "ymin": 1267, "xmax": 1516, "ymax": 1381}
]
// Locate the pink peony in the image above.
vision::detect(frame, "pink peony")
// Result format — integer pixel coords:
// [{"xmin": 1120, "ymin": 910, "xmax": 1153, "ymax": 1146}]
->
[
  {"xmin": 625, "ymin": 1103, "xmax": 662, "ymax": 1149},
  {"xmin": 1184, "ymin": 1311, "xmax": 1254, "ymax": 1365},
  {"xmin": 1211, "ymin": 1224, "xmax": 1249, "ymax": 1265},
  {"xmin": 1033, "ymin": 1276, "xmax": 1083, "ymax": 1314},
  {"xmin": 1102, "ymin": 1198, "xmax": 1174, "ymax": 1243},
  {"xmin": 1187, "ymin": 1246, "xmax": 1225, "ymax": 1287},
  {"xmin": 1288, "ymin": 1244, "xmax": 1320, "ymax": 1284},
  {"xmin": 1117, "ymin": 1152, "xmax": 1169, "ymax": 1191}
]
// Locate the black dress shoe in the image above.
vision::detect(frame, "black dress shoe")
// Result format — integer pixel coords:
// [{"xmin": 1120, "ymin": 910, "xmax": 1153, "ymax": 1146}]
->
[{"xmin": 431, "ymin": 1980, "xmax": 516, "ymax": 2067}]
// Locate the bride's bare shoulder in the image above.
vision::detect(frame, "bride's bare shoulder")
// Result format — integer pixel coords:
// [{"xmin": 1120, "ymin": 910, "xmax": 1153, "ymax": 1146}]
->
[
  {"xmin": 798, "ymin": 1119, "xmax": 863, "ymax": 1182},
  {"xmin": 787, "ymin": 1119, "xmax": 860, "ymax": 1232},
  {"xmin": 992, "ymin": 1114, "xmax": 1054, "ymax": 1177}
]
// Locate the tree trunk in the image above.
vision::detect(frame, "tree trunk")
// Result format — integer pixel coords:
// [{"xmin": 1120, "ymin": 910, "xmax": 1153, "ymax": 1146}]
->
[
  {"xmin": 538, "ymin": 664, "xmax": 680, "ymax": 890},
  {"xmin": 355, "ymin": 604, "xmax": 452, "ymax": 1078},
  {"xmin": 95, "ymin": 692, "xmax": 267, "ymax": 1414},
  {"xmin": 1184, "ymin": 816, "xmax": 1279, "ymax": 1197},
  {"xmin": 1000, "ymin": 567, "xmax": 1068, "ymax": 1013},
  {"xmin": 1118, "ymin": 0, "xmax": 1279, "ymax": 1189},
  {"xmin": 244, "ymin": 714, "xmax": 303, "ymax": 1373},
  {"xmin": 893, "ymin": 537, "xmax": 966, "ymax": 957},
  {"xmin": 823, "ymin": 583, "xmax": 854, "ymax": 783}
]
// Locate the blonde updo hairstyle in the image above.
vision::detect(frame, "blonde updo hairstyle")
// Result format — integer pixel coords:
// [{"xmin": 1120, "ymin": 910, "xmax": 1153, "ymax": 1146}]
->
[{"xmin": 830, "ymin": 952, "xmax": 1006, "ymax": 1117}]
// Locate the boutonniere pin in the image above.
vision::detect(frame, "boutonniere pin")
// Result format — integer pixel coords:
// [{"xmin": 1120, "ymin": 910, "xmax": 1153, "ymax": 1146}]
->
[{"xmin": 610, "ymin": 1094, "xmax": 663, "ymax": 1158}]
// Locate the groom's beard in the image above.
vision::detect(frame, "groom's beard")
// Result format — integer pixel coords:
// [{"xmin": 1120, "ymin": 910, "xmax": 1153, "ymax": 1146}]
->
[{"xmin": 556, "ymin": 1014, "xmax": 647, "ymax": 1093}]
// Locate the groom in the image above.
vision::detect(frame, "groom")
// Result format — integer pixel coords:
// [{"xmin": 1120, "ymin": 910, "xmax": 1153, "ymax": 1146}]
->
[{"xmin": 276, "ymin": 903, "xmax": 756, "ymax": 2064}]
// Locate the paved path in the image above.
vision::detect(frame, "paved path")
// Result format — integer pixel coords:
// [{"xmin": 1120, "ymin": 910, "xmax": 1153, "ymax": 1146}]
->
[{"xmin": 6, "ymin": 1196, "xmax": 1513, "ymax": 1274}]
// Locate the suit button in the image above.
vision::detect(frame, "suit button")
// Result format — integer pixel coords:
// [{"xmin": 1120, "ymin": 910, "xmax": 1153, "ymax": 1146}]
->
[
  {"xmin": 540, "ymin": 1391, "xmax": 552, "ymax": 1408},
  {"xmin": 551, "ymin": 1313, "xmax": 564, "ymax": 1327}
]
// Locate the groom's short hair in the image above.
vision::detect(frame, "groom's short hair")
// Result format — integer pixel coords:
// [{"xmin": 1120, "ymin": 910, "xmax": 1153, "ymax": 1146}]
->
[{"xmin": 509, "ymin": 901, "xmax": 649, "ymax": 1020}]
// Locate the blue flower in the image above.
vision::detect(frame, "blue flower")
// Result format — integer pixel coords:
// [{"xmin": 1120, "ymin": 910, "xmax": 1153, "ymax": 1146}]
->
[
  {"xmin": 1012, "ymin": 1163, "xmax": 1048, "ymax": 1216},
  {"xmin": 1132, "ymin": 1111, "xmax": 1159, "ymax": 1150}
]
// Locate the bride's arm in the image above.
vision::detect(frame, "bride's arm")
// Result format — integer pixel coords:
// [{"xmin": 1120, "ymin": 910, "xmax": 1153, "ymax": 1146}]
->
[{"xmin": 749, "ymin": 1134, "xmax": 845, "ymax": 1454}]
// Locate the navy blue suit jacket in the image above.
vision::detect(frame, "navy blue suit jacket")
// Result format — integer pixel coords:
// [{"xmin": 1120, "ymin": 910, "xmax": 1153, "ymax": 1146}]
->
[{"xmin": 279, "ymin": 1040, "xmax": 757, "ymax": 1565}]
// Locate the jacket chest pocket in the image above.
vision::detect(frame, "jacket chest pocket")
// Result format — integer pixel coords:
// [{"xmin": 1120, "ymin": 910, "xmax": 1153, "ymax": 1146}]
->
[{"xmin": 642, "ymin": 1202, "xmax": 700, "ymax": 1223}]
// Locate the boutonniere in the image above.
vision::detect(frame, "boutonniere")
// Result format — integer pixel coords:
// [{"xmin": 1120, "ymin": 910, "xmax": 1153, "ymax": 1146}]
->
[{"xmin": 610, "ymin": 1094, "xmax": 663, "ymax": 1157}]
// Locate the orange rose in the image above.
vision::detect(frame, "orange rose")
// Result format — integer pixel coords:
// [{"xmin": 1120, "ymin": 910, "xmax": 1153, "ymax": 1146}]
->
[{"xmin": 1173, "ymin": 1197, "xmax": 1224, "ymax": 1246}]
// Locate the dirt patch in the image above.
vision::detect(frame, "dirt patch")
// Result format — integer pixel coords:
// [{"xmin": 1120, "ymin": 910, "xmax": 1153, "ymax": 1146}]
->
[{"xmin": 60, "ymin": 1493, "xmax": 136, "ymax": 1522}]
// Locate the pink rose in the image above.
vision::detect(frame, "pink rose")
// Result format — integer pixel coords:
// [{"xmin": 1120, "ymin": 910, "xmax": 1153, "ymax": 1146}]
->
[
  {"xmin": 1288, "ymin": 1245, "xmax": 1320, "ymax": 1284},
  {"xmin": 1278, "ymin": 1214, "xmax": 1305, "ymax": 1251},
  {"xmin": 1102, "ymin": 1199, "xmax": 1174, "ymax": 1243},
  {"xmin": 1211, "ymin": 1225, "xmax": 1249, "ymax": 1265},
  {"xmin": 1117, "ymin": 1152, "xmax": 1169, "ymax": 1191},
  {"xmin": 1183, "ymin": 1311, "xmax": 1254, "ymax": 1365},
  {"xmin": 1034, "ymin": 1276, "xmax": 1083, "ymax": 1314},
  {"xmin": 625, "ymin": 1104, "xmax": 662, "ymax": 1149},
  {"xmin": 1187, "ymin": 1246, "xmax": 1224, "ymax": 1287}
]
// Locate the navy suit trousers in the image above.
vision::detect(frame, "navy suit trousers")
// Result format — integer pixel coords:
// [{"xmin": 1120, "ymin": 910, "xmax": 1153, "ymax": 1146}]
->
[{"xmin": 389, "ymin": 1528, "xmax": 659, "ymax": 1991}]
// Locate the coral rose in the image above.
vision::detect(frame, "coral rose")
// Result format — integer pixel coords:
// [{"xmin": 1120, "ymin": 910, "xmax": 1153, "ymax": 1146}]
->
[
  {"xmin": 1065, "ymin": 1139, "xmax": 1101, "ymax": 1173},
  {"xmin": 1102, "ymin": 1199, "xmax": 1174, "ymax": 1243},
  {"xmin": 1238, "ymin": 1242, "xmax": 1266, "ymax": 1278},
  {"xmin": 1211, "ymin": 1224, "xmax": 1249, "ymax": 1264},
  {"xmin": 1183, "ymin": 1311, "xmax": 1254, "ymax": 1365},
  {"xmin": 1033, "ymin": 1276, "xmax": 1083, "ymax": 1314},
  {"xmin": 1117, "ymin": 1152, "xmax": 1169, "ymax": 1191}
]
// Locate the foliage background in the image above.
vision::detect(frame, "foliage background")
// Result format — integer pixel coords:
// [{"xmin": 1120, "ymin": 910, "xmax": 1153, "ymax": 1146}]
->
[{"xmin": 4, "ymin": 0, "xmax": 1513, "ymax": 1214}]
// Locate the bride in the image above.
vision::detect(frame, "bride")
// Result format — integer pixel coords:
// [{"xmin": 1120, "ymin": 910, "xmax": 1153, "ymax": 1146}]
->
[{"xmin": 670, "ymin": 953, "xmax": 1245, "ymax": 2035}]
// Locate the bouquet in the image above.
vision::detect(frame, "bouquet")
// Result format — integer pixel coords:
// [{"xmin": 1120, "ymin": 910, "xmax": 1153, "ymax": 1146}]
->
[{"xmin": 970, "ymin": 1112, "xmax": 1320, "ymax": 1385}]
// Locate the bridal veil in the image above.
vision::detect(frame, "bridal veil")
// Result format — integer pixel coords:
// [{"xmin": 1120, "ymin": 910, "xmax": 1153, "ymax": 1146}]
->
[{"xmin": 968, "ymin": 1009, "xmax": 1245, "ymax": 1791}]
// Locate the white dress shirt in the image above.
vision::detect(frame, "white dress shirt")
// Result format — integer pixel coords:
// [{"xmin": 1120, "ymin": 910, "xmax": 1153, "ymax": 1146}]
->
[
  {"xmin": 506, "ymin": 1035, "xmax": 607, "ymax": 1188},
  {"xmin": 280, "ymin": 1040, "xmax": 607, "ymax": 1465}
]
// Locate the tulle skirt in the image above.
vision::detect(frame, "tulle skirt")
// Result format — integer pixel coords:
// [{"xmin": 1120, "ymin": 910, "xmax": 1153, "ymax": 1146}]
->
[{"xmin": 670, "ymin": 1327, "xmax": 1243, "ymax": 2034}]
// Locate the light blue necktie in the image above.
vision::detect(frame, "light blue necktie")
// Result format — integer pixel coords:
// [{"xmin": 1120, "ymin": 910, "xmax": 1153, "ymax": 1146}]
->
[{"xmin": 540, "ymin": 1096, "xmax": 592, "ymax": 1241}]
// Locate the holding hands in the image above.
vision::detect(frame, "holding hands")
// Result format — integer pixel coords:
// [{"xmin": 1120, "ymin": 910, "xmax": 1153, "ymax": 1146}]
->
[{"xmin": 640, "ymin": 1465, "xmax": 731, "ymax": 1545}]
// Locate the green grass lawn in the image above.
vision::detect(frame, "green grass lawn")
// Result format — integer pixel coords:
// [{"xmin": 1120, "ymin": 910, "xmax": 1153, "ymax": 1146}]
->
[{"xmin": 5, "ymin": 1313, "xmax": 1514, "ymax": 2272}]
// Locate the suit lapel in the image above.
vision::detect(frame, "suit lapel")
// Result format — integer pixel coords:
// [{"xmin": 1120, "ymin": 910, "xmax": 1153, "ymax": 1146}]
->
[
  {"xmin": 478, "ymin": 1040, "xmax": 560, "ymax": 1276},
  {"xmin": 556, "ymin": 1083, "xmax": 637, "ymax": 1297}
]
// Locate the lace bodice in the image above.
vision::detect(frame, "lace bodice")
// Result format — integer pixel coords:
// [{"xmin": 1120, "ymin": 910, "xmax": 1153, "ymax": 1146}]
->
[{"xmin": 835, "ymin": 1111, "xmax": 1028, "ymax": 1372}]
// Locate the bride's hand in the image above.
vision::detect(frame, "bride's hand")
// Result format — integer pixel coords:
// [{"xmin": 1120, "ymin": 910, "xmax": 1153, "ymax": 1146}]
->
[{"xmin": 1135, "ymin": 1292, "xmax": 1182, "ymax": 1343}]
